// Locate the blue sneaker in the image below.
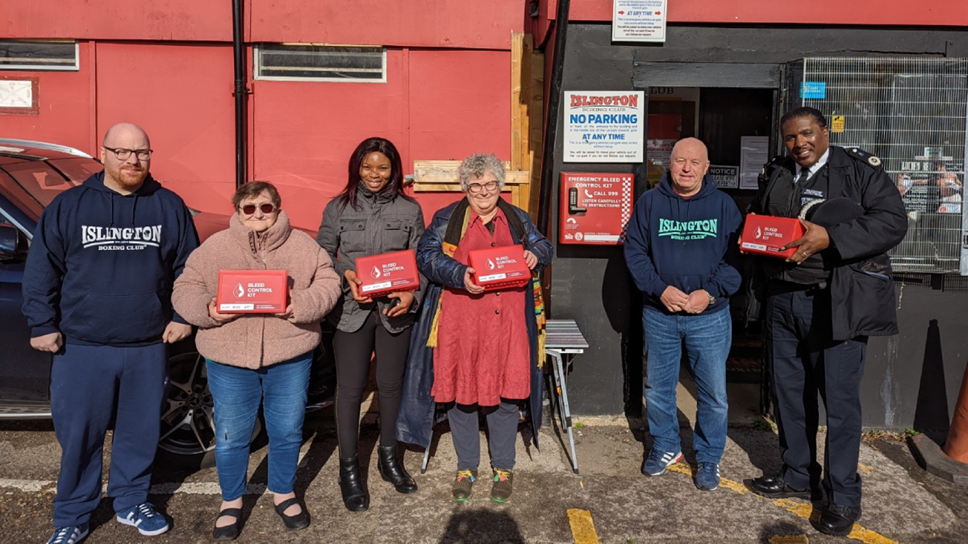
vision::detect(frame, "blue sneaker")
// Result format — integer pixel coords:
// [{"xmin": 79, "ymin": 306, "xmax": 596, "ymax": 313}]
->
[
  {"xmin": 47, "ymin": 524, "xmax": 89, "ymax": 544},
  {"xmin": 116, "ymin": 502, "xmax": 170, "ymax": 536},
  {"xmin": 642, "ymin": 449, "xmax": 683, "ymax": 476},
  {"xmin": 695, "ymin": 462, "xmax": 721, "ymax": 491}
]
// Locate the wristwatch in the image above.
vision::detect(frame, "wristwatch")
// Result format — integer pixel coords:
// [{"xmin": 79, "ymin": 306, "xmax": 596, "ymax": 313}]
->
[{"xmin": 707, "ymin": 292, "xmax": 716, "ymax": 305}]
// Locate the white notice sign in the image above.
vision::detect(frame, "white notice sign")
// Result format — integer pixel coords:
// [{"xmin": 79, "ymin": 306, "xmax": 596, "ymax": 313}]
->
[
  {"xmin": 612, "ymin": 0, "xmax": 668, "ymax": 43},
  {"xmin": 740, "ymin": 136, "xmax": 771, "ymax": 190},
  {"xmin": 563, "ymin": 91, "xmax": 645, "ymax": 163},
  {"xmin": 708, "ymin": 165, "xmax": 739, "ymax": 189}
]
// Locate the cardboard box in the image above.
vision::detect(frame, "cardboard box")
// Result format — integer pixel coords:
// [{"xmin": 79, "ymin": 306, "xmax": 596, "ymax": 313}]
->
[
  {"xmin": 217, "ymin": 270, "xmax": 288, "ymax": 313},
  {"xmin": 740, "ymin": 215, "xmax": 805, "ymax": 259},
  {"xmin": 355, "ymin": 249, "xmax": 420, "ymax": 297},
  {"xmin": 469, "ymin": 244, "xmax": 531, "ymax": 291}
]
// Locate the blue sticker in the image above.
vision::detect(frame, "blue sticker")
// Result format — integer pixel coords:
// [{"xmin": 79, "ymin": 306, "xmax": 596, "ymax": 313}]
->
[{"xmin": 802, "ymin": 81, "xmax": 826, "ymax": 99}]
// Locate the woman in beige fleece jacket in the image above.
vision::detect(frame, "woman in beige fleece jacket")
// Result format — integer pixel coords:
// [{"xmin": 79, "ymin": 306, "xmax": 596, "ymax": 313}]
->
[{"xmin": 172, "ymin": 182, "xmax": 340, "ymax": 541}]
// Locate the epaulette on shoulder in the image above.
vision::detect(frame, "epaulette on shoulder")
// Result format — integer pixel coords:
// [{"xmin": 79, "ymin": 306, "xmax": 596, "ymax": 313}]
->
[{"xmin": 844, "ymin": 147, "xmax": 882, "ymax": 167}]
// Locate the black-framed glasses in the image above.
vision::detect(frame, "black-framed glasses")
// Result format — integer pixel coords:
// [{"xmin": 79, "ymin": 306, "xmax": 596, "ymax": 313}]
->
[
  {"xmin": 241, "ymin": 203, "xmax": 276, "ymax": 215},
  {"xmin": 103, "ymin": 146, "xmax": 153, "ymax": 161},
  {"xmin": 468, "ymin": 180, "xmax": 499, "ymax": 195}
]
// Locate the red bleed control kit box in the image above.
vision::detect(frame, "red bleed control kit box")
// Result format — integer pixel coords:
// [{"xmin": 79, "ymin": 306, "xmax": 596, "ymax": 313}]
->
[
  {"xmin": 468, "ymin": 244, "xmax": 531, "ymax": 291},
  {"xmin": 217, "ymin": 270, "xmax": 289, "ymax": 313},
  {"xmin": 355, "ymin": 249, "xmax": 420, "ymax": 298},
  {"xmin": 740, "ymin": 215, "xmax": 805, "ymax": 259}
]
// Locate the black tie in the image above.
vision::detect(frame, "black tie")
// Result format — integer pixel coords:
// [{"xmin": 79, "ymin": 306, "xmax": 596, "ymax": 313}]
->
[{"xmin": 795, "ymin": 168, "xmax": 810, "ymax": 185}]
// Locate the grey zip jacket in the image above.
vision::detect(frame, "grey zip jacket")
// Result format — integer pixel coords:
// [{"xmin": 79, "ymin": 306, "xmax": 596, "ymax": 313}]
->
[{"xmin": 316, "ymin": 184, "xmax": 427, "ymax": 334}]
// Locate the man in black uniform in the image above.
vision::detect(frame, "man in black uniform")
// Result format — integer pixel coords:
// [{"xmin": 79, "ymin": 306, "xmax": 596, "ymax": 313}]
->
[{"xmin": 746, "ymin": 107, "xmax": 907, "ymax": 536}]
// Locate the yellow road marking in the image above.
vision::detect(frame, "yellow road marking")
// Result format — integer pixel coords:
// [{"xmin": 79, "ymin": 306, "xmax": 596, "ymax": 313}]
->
[
  {"xmin": 663, "ymin": 463, "xmax": 898, "ymax": 544},
  {"xmin": 858, "ymin": 463, "xmax": 874, "ymax": 474},
  {"xmin": 567, "ymin": 508, "xmax": 602, "ymax": 544}
]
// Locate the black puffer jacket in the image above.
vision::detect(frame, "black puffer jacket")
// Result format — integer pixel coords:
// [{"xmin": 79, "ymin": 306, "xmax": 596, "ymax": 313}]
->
[{"xmin": 748, "ymin": 146, "xmax": 908, "ymax": 341}]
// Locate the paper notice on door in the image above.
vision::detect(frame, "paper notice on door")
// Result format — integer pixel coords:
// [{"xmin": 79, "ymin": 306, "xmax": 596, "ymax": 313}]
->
[{"xmin": 740, "ymin": 136, "xmax": 770, "ymax": 190}]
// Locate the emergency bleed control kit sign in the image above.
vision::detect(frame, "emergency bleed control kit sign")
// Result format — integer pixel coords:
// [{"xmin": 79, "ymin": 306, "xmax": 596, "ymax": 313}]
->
[
  {"xmin": 469, "ymin": 245, "xmax": 531, "ymax": 291},
  {"xmin": 563, "ymin": 91, "xmax": 645, "ymax": 163},
  {"xmin": 559, "ymin": 172, "xmax": 634, "ymax": 245},
  {"xmin": 740, "ymin": 215, "xmax": 805, "ymax": 259},
  {"xmin": 355, "ymin": 249, "xmax": 420, "ymax": 297},
  {"xmin": 217, "ymin": 270, "xmax": 288, "ymax": 313}
]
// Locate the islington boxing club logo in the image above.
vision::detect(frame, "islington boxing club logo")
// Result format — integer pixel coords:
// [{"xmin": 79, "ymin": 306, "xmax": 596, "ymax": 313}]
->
[{"xmin": 81, "ymin": 224, "xmax": 162, "ymax": 251}]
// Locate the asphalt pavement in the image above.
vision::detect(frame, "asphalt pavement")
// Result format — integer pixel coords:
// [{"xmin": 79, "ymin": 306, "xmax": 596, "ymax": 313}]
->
[{"xmin": 2, "ymin": 389, "xmax": 967, "ymax": 543}]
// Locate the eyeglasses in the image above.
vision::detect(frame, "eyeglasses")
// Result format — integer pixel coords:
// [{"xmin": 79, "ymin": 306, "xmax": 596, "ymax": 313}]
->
[
  {"xmin": 468, "ymin": 180, "xmax": 499, "ymax": 195},
  {"xmin": 240, "ymin": 203, "xmax": 276, "ymax": 215},
  {"xmin": 103, "ymin": 146, "xmax": 153, "ymax": 161}
]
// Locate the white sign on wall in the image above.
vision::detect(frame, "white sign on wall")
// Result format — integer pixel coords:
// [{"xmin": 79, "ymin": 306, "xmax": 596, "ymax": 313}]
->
[
  {"xmin": 563, "ymin": 91, "xmax": 645, "ymax": 163},
  {"xmin": 612, "ymin": 0, "xmax": 668, "ymax": 43}
]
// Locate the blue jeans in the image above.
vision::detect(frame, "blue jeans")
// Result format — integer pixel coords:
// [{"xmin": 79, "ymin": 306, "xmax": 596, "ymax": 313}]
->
[
  {"xmin": 206, "ymin": 353, "xmax": 311, "ymax": 501},
  {"xmin": 643, "ymin": 306, "xmax": 731, "ymax": 464}
]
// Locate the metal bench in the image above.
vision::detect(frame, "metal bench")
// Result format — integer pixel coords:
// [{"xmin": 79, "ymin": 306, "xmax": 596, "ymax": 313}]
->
[{"xmin": 544, "ymin": 319, "xmax": 588, "ymax": 474}]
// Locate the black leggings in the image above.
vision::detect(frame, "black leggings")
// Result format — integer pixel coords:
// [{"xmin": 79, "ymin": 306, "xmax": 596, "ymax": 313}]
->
[{"xmin": 333, "ymin": 311, "xmax": 411, "ymax": 458}]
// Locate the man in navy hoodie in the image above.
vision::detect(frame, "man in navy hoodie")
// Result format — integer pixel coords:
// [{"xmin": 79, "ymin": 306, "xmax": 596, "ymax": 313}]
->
[
  {"xmin": 22, "ymin": 123, "xmax": 199, "ymax": 544},
  {"xmin": 625, "ymin": 137, "xmax": 742, "ymax": 491}
]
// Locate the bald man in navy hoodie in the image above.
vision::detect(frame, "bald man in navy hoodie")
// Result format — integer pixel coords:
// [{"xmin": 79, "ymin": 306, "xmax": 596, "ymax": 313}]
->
[
  {"xmin": 23, "ymin": 123, "xmax": 199, "ymax": 544},
  {"xmin": 625, "ymin": 137, "xmax": 742, "ymax": 492}
]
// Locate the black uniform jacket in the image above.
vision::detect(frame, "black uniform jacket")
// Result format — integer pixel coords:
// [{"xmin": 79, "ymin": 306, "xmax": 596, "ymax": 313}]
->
[{"xmin": 748, "ymin": 146, "xmax": 908, "ymax": 341}]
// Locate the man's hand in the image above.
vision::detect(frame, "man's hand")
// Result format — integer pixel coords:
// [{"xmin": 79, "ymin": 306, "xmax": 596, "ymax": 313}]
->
[
  {"xmin": 682, "ymin": 290, "xmax": 711, "ymax": 314},
  {"xmin": 463, "ymin": 268, "xmax": 485, "ymax": 295},
  {"xmin": 660, "ymin": 285, "xmax": 689, "ymax": 313},
  {"xmin": 385, "ymin": 291, "xmax": 415, "ymax": 317},
  {"xmin": 163, "ymin": 321, "xmax": 192, "ymax": 344},
  {"xmin": 345, "ymin": 269, "xmax": 373, "ymax": 304},
  {"xmin": 30, "ymin": 332, "xmax": 63, "ymax": 353},
  {"xmin": 208, "ymin": 298, "xmax": 240, "ymax": 325},
  {"xmin": 783, "ymin": 218, "xmax": 830, "ymax": 265},
  {"xmin": 523, "ymin": 250, "xmax": 539, "ymax": 270}
]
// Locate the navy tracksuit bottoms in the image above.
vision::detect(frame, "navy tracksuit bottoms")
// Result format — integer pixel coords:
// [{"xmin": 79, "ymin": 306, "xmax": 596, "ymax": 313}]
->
[{"xmin": 50, "ymin": 342, "xmax": 167, "ymax": 527}]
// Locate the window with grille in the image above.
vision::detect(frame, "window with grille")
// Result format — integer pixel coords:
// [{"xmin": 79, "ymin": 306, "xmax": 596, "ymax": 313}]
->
[
  {"xmin": 0, "ymin": 41, "xmax": 78, "ymax": 71},
  {"xmin": 792, "ymin": 57, "xmax": 968, "ymax": 275},
  {"xmin": 254, "ymin": 44, "xmax": 385, "ymax": 82}
]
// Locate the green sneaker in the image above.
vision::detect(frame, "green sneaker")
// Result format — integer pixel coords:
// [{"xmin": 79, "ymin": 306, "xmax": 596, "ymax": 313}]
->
[
  {"xmin": 452, "ymin": 469, "xmax": 477, "ymax": 502},
  {"xmin": 490, "ymin": 468, "xmax": 514, "ymax": 503}
]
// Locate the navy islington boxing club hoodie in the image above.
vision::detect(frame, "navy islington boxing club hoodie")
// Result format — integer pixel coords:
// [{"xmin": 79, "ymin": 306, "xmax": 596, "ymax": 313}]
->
[
  {"xmin": 22, "ymin": 171, "xmax": 199, "ymax": 346},
  {"xmin": 624, "ymin": 173, "xmax": 743, "ymax": 315}
]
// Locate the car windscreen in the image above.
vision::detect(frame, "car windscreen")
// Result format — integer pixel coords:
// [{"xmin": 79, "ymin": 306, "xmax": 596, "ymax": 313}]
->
[
  {"xmin": 48, "ymin": 157, "xmax": 101, "ymax": 185},
  {"xmin": 0, "ymin": 160, "xmax": 76, "ymax": 208},
  {"xmin": 0, "ymin": 169, "xmax": 43, "ymax": 220}
]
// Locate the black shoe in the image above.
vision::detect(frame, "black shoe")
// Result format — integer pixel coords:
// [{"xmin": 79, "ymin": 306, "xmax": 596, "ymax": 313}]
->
[
  {"xmin": 747, "ymin": 474, "xmax": 811, "ymax": 499},
  {"xmin": 273, "ymin": 498, "xmax": 309, "ymax": 531},
  {"xmin": 339, "ymin": 456, "xmax": 370, "ymax": 512},
  {"xmin": 378, "ymin": 444, "xmax": 418, "ymax": 494},
  {"xmin": 212, "ymin": 507, "xmax": 242, "ymax": 541},
  {"xmin": 816, "ymin": 504, "xmax": 861, "ymax": 537}
]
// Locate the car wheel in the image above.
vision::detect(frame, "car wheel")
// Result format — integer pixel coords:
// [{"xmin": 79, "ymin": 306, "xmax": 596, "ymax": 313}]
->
[{"xmin": 155, "ymin": 350, "xmax": 263, "ymax": 469}]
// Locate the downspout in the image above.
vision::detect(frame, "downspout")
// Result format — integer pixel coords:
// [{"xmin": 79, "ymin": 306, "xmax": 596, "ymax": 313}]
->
[
  {"xmin": 232, "ymin": 0, "xmax": 248, "ymax": 189},
  {"xmin": 536, "ymin": 0, "xmax": 570, "ymax": 236}
]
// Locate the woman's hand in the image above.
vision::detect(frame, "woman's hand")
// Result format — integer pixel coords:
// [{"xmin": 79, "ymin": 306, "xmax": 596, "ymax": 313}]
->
[
  {"xmin": 344, "ymin": 269, "xmax": 373, "ymax": 304},
  {"xmin": 208, "ymin": 298, "xmax": 239, "ymax": 324},
  {"xmin": 463, "ymin": 268, "xmax": 485, "ymax": 295},
  {"xmin": 384, "ymin": 291, "xmax": 415, "ymax": 317},
  {"xmin": 523, "ymin": 250, "xmax": 539, "ymax": 270},
  {"xmin": 274, "ymin": 302, "xmax": 294, "ymax": 320}
]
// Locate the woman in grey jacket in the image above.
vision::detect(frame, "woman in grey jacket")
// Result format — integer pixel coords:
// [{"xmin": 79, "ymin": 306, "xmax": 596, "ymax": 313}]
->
[{"xmin": 316, "ymin": 137, "xmax": 426, "ymax": 511}]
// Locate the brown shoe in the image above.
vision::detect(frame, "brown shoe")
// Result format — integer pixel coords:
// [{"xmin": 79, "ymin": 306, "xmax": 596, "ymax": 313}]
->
[
  {"xmin": 452, "ymin": 469, "xmax": 477, "ymax": 502},
  {"xmin": 490, "ymin": 469, "xmax": 514, "ymax": 503}
]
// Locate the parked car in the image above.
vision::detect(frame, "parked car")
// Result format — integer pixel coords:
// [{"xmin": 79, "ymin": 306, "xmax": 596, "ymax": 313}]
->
[{"xmin": 0, "ymin": 139, "xmax": 335, "ymax": 468}]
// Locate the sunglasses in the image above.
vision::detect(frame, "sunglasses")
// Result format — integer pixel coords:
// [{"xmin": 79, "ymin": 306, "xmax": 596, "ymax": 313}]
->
[{"xmin": 241, "ymin": 203, "xmax": 276, "ymax": 215}]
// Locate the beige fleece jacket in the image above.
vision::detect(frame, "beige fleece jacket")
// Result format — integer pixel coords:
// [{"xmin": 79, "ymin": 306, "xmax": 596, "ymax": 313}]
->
[{"xmin": 172, "ymin": 210, "xmax": 340, "ymax": 369}]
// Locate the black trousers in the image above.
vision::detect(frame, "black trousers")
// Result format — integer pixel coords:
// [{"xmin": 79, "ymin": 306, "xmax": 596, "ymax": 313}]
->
[
  {"xmin": 448, "ymin": 400, "xmax": 520, "ymax": 471},
  {"xmin": 765, "ymin": 283, "xmax": 867, "ymax": 507},
  {"xmin": 333, "ymin": 311, "xmax": 411, "ymax": 458}
]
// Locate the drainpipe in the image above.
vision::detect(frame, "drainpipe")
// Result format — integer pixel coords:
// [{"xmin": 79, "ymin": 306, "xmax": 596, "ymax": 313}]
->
[
  {"xmin": 536, "ymin": 0, "xmax": 570, "ymax": 236},
  {"xmin": 232, "ymin": 0, "xmax": 248, "ymax": 189}
]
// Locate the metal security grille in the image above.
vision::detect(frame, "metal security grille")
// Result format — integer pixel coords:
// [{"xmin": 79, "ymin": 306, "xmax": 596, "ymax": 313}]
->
[
  {"xmin": 795, "ymin": 57, "xmax": 968, "ymax": 274},
  {"xmin": 255, "ymin": 44, "xmax": 385, "ymax": 82}
]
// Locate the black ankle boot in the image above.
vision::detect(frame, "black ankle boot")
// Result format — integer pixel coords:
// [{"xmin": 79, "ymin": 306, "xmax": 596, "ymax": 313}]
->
[
  {"xmin": 338, "ymin": 456, "xmax": 369, "ymax": 512},
  {"xmin": 378, "ymin": 444, "xmax": 418, "ymax": 494}
]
